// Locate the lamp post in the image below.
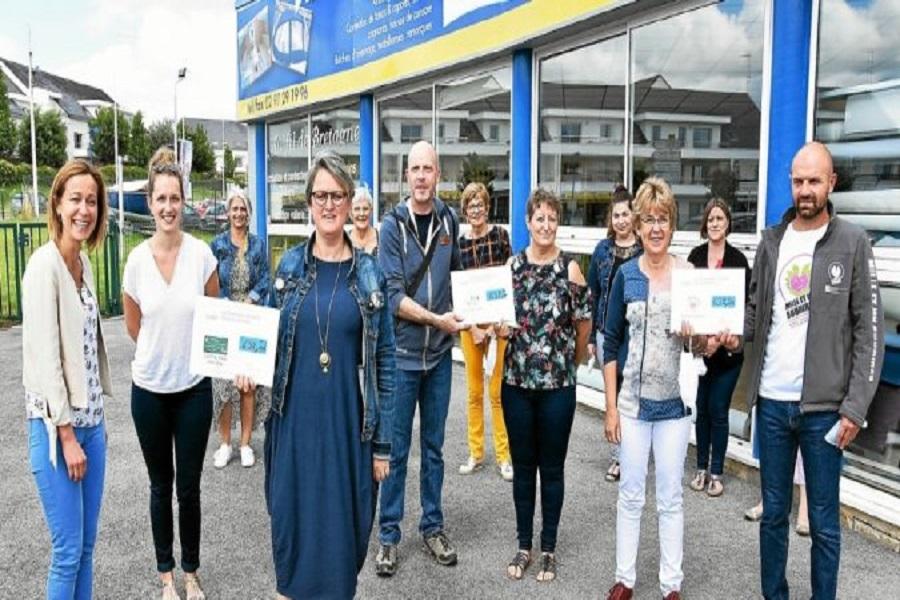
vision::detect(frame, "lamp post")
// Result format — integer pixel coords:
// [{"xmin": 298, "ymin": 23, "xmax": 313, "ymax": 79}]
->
[
  {"xmin": 173, "ymin": 67, "xmax": 186, "ymax": 155},
  {"xmin": 28, "ymin": 28, "xmax": 39, "ymax": 216},
  {"xmin": 113, "ymin": 100, "xmax": 124, "ymax": 260}
]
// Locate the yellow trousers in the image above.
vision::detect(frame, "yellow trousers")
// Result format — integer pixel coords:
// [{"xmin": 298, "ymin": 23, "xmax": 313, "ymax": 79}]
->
[{"xmin": 459, "ymin": 330, "xmax": 510, "ymax": 463}]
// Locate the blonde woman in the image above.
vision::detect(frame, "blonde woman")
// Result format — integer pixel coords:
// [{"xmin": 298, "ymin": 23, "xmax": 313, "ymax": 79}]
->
[
  {"xmin": 456, "ymin": 182, "xmax": 513, "ymax": 481},
  {"xmin": 22, "ymin": 159, "xmax": 112, "ymax": 599},
  {"xmin": 123, "ymin": 148, "xmax": 219, "ymax": 600},
  {"xmin": 209, "ymin": 192, "xmax": 271, "ymax": 468}
]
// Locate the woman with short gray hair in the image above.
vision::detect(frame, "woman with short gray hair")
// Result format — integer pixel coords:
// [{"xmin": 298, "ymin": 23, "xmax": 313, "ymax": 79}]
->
[
  {"xmin": 265, "ymin": 151, "xmax": 395, "ymax": 598},
  {"xmin": 349, "ymin": 186, "xmax": 379, "ymax": 254}
]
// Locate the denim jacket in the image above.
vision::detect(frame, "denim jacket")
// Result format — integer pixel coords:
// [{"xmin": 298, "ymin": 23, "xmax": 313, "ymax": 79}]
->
[
  {"xmin": 268, "ymin": 232, "xmax": 395, "ymax": 459},
  {"xmin": 587, "ymin": 238, "xmax": 642, "ymax": 336},
  {"xmin": 210, "ymin": 232, "xmax": 270, "ymax": 304}
]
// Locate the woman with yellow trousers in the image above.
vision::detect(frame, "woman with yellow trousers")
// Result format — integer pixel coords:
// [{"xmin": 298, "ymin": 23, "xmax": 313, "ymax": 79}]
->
[{"xmin": 457, "ymin": 183, "xmax": 514, "ymax": 481}]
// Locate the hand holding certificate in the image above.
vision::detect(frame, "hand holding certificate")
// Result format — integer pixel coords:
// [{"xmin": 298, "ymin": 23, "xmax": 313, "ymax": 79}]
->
[
  {"xmin": 189, "ymin": 296, "xmax": 280, "ymax": 387},
  {"xmin": 670, "ymin": 268, "xmax": 745, "ymax": 336},
  {"xmin": 451, "ymin": 264, "xmax": 517, "ymax": 327}
]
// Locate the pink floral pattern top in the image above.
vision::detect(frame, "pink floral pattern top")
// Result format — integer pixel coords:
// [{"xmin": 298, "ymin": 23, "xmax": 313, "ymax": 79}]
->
[{"xmin": 503, "ymin": 250, "xmax": 592, "ymax": 390}]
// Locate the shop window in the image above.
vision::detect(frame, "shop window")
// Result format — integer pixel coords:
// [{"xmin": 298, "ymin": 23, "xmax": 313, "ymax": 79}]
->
[
  {"xmin": 436, "ymin": 66, "xmax": 512, "ymax": 223},
  {"xmin": 539, "ymin": 34, "xmax": 627, "ymax": 227},
  {"xmin": 267, "ymin": 117, "xmax": 310, "ymax": 224},
  {"xmin": 378, "ymin": 87, "xmax": 434, "ymax": 217},
  {"xmin": 311, "ymin": 104, "xmax": 361, "ymax": 186},
  {"xmin": 631, "ymin": 0, "xmax": 764, "ymax": 233},
  {"xmin": 815, "ymin": 0, "xmax": 900, "ymax": 482}
]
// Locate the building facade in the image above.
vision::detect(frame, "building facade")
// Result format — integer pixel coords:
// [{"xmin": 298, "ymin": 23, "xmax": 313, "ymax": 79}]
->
[{"xmin": 235, "ymin": 0, "xmax": 900, "ymax": 535}]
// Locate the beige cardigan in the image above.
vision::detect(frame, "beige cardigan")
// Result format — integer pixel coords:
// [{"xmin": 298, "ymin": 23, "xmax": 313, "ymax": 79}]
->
[{"xmin": 22, "ymin": 242, "xmax": 113, "ymax": 437}]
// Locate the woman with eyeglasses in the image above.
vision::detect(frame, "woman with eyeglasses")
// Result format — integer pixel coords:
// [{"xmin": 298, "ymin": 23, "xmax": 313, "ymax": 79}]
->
[
  {"xmin": 209, "ymin": 191, "xmax": 271, "ymax": 469},
  {"xmin": 456, "ymin": 183, "xmax": 514, "ymax": 481},
  {"xmin": 603, "ymin": 177, "xmax": 707, "ymax": 600},
  {"xmin": 587, "ymin": 185, "xmax": 642, "ymax": 483},
  {"xmin": 496, "ymin": 189, "xmax": 592, "ymax": 583},
  {"xmin": 686, "ymin": 198, "xmax": 749, "ymax": 498},
  {"xmin": 265, "ymin": 152, "xmax": 395, "ymax": 599},
  {"xmin": 123, "ymin": 147, "xmax": 219, "ymax": 600},
  {"xmin": 22, "ymin": 159, "xmax": 112, "ymax": 599},
  {"xmin": 349, "ymin": 186, "xmax": 379, "ymax": 254}
]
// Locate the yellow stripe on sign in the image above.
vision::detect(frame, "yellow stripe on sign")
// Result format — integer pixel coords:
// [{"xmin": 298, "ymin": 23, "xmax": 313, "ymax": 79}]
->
[{"xmin": 237, "ymin": 0, "xmax": 622, "ymax": 120}]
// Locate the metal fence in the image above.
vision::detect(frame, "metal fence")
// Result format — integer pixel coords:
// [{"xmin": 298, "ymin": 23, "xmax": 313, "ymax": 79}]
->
[{"xmin": 0, "ymin": 219, "xmax": 154, "ymax": 322}]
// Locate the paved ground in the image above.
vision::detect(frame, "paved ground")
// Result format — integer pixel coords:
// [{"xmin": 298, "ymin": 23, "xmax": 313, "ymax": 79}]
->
[{"xmin": 1, "ymin": 318, "xmax": 898, "ymax": 599}]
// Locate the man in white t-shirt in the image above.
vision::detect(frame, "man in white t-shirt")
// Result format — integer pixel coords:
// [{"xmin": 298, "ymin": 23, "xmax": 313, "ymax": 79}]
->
[{"xmin": 724, "ymin": 142, "xmax": 884, "ymax": 600}]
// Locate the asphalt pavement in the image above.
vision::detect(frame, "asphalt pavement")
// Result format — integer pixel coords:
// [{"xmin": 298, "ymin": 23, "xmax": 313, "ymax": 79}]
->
[{"xmin": 1, "ymin": 319, "xmax": 898, "ymax": 599}]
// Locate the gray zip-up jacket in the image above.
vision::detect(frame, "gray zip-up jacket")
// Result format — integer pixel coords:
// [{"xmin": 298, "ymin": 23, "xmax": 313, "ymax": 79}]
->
[
  {"xmin": 744, "ymin": 205, "xmax": 884, "ymax": 426},
  {"xmin": 378, "ymin": 197, "xmax": 460, "ymax": 371}
]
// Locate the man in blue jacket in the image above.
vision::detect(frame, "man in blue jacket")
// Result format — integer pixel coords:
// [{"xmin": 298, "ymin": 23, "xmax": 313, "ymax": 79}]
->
[{"xmin": 375, "ymin": 140, "xmax": 466, "ymax": 576}]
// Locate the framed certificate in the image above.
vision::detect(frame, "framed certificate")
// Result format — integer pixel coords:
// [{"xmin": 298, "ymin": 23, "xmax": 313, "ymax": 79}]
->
[
  {"xmin": 189, "ymin": 296, "xmax": 280, "ymax": 387},
  {"xmin": 451, "ymin": 265, "xmax": 517, "ymax": 326},
  {"xmin": 670, "ymin": 268, "xmax": 745, "ymax": 335}
]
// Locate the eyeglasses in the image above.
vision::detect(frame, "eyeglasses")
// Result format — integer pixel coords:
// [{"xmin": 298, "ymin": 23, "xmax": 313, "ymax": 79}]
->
[
  {"xmin": 311, "ymin": 190, "xmax": 349, "ymax": 206},
  {"xmin": 640, "ymin": 215, "xmax": 671, "ymax": 229},
  {"xmin": 466, "ymin": 202, "xmax": 486, "ymax": 214}
]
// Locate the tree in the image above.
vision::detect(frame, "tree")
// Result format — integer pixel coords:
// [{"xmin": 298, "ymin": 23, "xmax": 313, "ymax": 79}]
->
[
  {"xmin": 147, "ymin": 118, "xmax": 175, "ymax": 157},
  {"xmin": 0, "ymin": 75, "xmax": 17, "ymax": 161},
  {"xmin": 458, "ymin": 152, "xmax": 495, "ymax": 194},
  {"xmin": 129, "ymin": 111, "xmax": 150, "ymax": 167},
  {"xmin": 17, "ymin": 108, "xmax": 67, "ymax": 168},
  {"xmin": 185, "ymin": 124, "xmax": 215, "ymax": 174},
  {"xmin": 88, "ymin": 106, "xmax": 130, "ymax": 164},
  {"xmin": 223, "ymin": 144, "xmax": 236, "ymax": 180}
]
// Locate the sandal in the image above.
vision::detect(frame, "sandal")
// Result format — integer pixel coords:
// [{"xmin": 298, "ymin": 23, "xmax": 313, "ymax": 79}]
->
[
  {"xmin": 183, "ymin": 572, "xmax": 205, "ymax": 600},
  {"xmin": 605, "ymin": 461, "xmax": 621, "ymax": 482},
  {"xmin": 707, "ymin": 475, "xmax": 724, "ymax": 497},
  {"xmin": 161, "ymin": 579, "xmax": 181, "ymax": 600},
  {"xmin": 536, "ymin": 552, "xmax": 557, "ymax": 582},
  {"xmin": 506, "ymin": 550, "xmax": 531, "ymax": 580},
  {"xmin": 689, "ymin": 469, "xmax": 708, "ymax": 492}
]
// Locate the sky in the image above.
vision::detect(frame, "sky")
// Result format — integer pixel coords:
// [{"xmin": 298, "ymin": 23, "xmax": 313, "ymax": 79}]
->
[{"xmin": 0, "ymin": 0, "xmax": 237, "ymax": 125}]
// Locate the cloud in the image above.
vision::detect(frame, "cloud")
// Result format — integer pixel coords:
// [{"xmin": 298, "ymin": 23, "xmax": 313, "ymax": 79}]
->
[
  {"xmin": 817, "ymin": 0, "xmax": 900, "ymax": 88},
  {"xmin": 53, "ymin": 0, "xmax": 238, "ymax": 124}
]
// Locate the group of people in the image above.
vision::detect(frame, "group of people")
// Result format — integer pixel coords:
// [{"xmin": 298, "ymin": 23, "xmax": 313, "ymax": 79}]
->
[{"xmin": 21, "ymin": 138, "xmax": 883, "ymax": 600}]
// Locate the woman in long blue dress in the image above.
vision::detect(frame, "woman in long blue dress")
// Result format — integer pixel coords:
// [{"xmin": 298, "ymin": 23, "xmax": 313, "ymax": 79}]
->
[{"xmin": 265, "ymin": 151, "xmax": 395, "ymax": 599}]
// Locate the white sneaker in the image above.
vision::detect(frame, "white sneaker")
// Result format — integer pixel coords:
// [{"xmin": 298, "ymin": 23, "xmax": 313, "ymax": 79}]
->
[
  {"xmin": 499, "ymin": 462, "xmax": 514, "ymax": 482},
  {"xmin": 240, "ymin": 445, "xmax": 255, "ymax": 468},
  {"xmin": 213, "ymin": 444, "xmax": 232, "ymax": 469},
  {"xmin": 458, "ymin": 455, "xmax": 483, "ymax": 475}
]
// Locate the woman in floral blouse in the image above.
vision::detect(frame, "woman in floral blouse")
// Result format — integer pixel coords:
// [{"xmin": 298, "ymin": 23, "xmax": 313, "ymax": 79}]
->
[{"xmin": 497, "ymin": 188, "xmax": 592, "ymax": 584}]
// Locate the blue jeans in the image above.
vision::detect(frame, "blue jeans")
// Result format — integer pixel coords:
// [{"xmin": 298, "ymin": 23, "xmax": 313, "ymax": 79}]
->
[
  {"xmin": 695, "ymin": 364, "xmax": 741, "ymax": 475},
  {"xmin": 757, "ymin": 398, "xmax": 842, "ymax": 600},
  {"xmin": 501, "ymin": 383, "xmax": 576, "ymax": 552},
  {"xmin": 378, "ymin": 351, "xmax": 452, "ymax": 545},
  {"xmin": 29, "ymin": 420, "xmax": 107, "ymax": 600}
]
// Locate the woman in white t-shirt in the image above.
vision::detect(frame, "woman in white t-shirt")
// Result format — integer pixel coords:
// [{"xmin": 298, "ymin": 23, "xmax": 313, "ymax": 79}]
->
[{"xmin": 123, "ymin": 148, "xmax": 219, "ymax": 600}]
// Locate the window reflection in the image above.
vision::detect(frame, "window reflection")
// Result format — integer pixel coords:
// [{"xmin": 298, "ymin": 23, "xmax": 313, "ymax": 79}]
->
[
  {"xmin": 268, "ymin": 117, "xmax": 310, "ymax": 224},
  {"xmin": 816, "ymin": 0, "xmax": 900, "ymax": 247},
  {"xmin": 631, "ymin": 0, "xmax": 764, "ymax": 233},
  {"xmin": 539, "ymin": 34, "xmax": 627, "ymax": 227},
  {"xmin": 436, "ymin": 67, "xmax": 512, "ymax": 223},
  {"xmin": 378, "ymin": 88, "xmax": 434, "ymax": 217}
]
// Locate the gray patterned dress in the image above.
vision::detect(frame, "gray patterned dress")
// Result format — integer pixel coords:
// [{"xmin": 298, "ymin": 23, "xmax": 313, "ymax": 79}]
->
[{"xmin": 212, "ymin": 250, "xmax": 271, "ymax": 430}]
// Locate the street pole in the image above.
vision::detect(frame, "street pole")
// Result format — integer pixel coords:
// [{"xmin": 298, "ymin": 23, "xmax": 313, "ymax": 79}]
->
[
  {"xmin": 28, "ymin": 28, "xmax": 39, "ymax": 216},
  {"xmin": 113, "ymin": 101, "xmax": 124, "ymax": 260},
  {"xmin": 221, "ymin": 119, "xmax": 226, "ymax": 201},
  {"xmin": 173, "ymin": 68, "xmax": 186, "ymax": 156}
]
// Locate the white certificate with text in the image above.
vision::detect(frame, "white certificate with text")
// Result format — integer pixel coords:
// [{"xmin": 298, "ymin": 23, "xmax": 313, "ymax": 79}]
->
[
  {"xmin": 451, "ymin": 265, "xmax": 517, "ymax": 326},
  {"xmin": 189, "ymin": 296, "xmax": 280, "ymax": 387},
  {"xmin": 669, "ymin": 268, "xmax": 745, "ymax": 335}
]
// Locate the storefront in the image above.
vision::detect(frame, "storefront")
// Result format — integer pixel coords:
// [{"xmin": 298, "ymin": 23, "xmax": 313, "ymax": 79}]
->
[{"xmin": 235, "ymin": 0, "xmax": 900, "ymax": 539}]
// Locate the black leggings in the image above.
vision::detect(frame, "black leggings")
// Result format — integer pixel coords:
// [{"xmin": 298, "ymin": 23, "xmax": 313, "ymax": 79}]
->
[
  {"xmin": 131, "ymin": 379, "xmax": 212, "ymax": 573},
  {"xmin": 501, "ymin": 383, "xmax": 576, "ymax": 553}
]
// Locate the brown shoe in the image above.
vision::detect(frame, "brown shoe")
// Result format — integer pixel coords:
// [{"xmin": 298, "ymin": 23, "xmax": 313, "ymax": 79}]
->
[
  {"xmin": 663, "ymin": 592, "xmax": 681, "ymax": 600},
  {"xmin": 607, "ymin": 582, "xmax": 633, "ymax": 600}
]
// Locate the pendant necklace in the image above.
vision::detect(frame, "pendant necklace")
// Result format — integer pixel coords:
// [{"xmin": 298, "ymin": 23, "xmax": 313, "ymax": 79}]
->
[{"xmin": 314, "ymin": 258, "xmax": 343, "ymax": 373}]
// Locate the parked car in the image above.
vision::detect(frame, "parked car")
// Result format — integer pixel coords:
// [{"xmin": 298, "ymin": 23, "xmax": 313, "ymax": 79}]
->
[
  {"xmin": 202, "ymin": 202, "xmax": 229, "ymax": 227},
  {"xmin": 10, "ymin": 191, "xmax": 48, "ymax": 215},
  {"xmin": 182, "ymin": 203, "xmax": 204, "ymax": 230}
]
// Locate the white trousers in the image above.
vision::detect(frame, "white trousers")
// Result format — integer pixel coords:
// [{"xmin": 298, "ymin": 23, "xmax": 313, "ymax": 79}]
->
[{"xmin": 616, "ymin": 414, "xmax": 692, "ymax": 595}]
